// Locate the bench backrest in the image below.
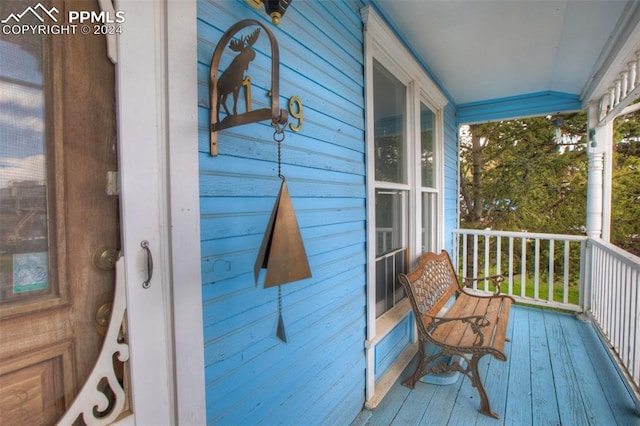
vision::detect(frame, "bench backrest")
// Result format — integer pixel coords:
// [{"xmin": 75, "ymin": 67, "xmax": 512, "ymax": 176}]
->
[{"xmin": 398, "ymin": 251, "xmax": 460, "ymax": 334}]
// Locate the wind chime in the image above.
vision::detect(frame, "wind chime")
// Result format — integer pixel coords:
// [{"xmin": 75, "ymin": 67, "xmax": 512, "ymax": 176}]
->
[
  {"xmin": 254, "ymin": 124, "xmax": 311, "ymax": 342},
  {"xmin": 209, "ymin": 19, "xmax": 311, "ymax": 342}
]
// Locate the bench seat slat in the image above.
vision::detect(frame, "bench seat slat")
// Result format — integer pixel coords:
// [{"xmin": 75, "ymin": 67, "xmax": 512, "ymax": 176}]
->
[
  {"xmin": 491, "ymin": 298, "xmax": 512, "ymax": 353},
  {"xmin": 430, "ymin": 293, "xmax": 479, "ymax": 346}
]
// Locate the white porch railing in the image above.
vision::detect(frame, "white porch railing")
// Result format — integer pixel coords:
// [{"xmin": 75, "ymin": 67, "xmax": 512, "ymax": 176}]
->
[
  {"xmin": 452, "ymin": 228, "xmax": 640, "ymax": 411},
  {"xmin": 586, "ymin": 238, "xmax": 640, "ymax": 405},
  {"xmin": 452, "ymin": 229, "xmax": 587, "ymax": 312}
]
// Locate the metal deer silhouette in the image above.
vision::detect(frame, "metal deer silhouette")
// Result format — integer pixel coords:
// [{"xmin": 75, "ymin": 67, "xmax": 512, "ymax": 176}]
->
[{"xmin": 217, "ymin": 28, "xmax": 261, "ymax": 118}]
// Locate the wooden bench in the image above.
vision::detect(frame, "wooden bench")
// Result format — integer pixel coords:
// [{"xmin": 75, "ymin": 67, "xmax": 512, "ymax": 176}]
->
[{"xmin": 398, "ymin": 250, "xmax": 514, "ymax": 419}]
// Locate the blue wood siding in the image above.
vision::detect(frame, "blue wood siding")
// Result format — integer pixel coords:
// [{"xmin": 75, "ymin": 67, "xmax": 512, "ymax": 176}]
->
[
  {"xmin": 197, "ymin": 1, "xmax": 462, "ymax": 423},
  {"xmin": 443, "ymin": 102, "xmax": 458, "ymax": 253},
  {"xmin": 197, "ymin": 0, "xmax": 367, "ymax": 424}
]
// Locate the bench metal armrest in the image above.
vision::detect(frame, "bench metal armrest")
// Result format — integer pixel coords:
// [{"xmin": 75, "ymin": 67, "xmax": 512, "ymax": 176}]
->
[
  {"xmin": 463, "ymin": 275, "xmax": 504, "ymax": 295},
  {"xmin": 424, "ymin": 313, "xmax": 490, "ymax": 346}
]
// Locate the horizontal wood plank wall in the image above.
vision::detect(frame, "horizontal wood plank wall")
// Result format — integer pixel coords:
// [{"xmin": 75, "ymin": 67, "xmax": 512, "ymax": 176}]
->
[
  {"xmin": 443, "ymin": 102, "xmax": 458, "ymax": 254},
  {"xmin": 197, "ymin": 0, "xmax": 367, "ymax": 424}
]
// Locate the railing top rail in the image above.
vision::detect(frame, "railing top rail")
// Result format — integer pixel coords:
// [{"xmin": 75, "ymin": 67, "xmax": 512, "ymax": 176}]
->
[
  {"xmin": 589, "ymin": 237, "xmax": 640, "ymax": 266},
  {"xmin": 453, "ymin": 228, "xmax": 588, "ymax": 242}
]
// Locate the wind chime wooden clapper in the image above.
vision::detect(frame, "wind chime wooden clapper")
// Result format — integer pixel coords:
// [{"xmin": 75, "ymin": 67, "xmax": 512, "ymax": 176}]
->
[{"xmin": 209, "ymin": 19, "xmax": 311, "ymax": 342}]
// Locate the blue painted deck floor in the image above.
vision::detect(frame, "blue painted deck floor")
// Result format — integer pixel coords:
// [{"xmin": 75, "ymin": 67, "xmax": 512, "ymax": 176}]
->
[{"xmin": 352, "ymin": 306, "xmax": 640, "ymax": 425}]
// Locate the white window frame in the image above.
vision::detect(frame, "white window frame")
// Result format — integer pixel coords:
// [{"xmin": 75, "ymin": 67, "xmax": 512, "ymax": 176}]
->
[{"xmin": 362, "ymin": 6, "xmax": 447, "ymax": 406}]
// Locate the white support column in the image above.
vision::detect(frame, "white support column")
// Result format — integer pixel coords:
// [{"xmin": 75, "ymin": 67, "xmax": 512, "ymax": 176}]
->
[
  {"xmin": 586, "ymin": 103, "xmax": 613, "ymax": 240},
  {"xmin": 586, "ymin": 152, "xmax": 604, "ymax": 238},
  {"xmin": 601, "ymin": 121, "xmax": 614, "ymax": 242}
]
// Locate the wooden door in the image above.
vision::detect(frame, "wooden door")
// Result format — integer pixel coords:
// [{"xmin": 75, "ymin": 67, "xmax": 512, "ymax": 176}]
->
[{"xmin": 0, "ymin": 1, "xmax": 122, "ymax": 423}]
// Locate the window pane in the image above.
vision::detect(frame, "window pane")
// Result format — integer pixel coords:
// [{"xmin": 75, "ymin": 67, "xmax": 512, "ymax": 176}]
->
[
  {"xmin": 0, "ymin": 30, "xmax": 49, "ymax": 302},
  {"xmin": 373, "ymin": 60, "xmax": 407, "ymax": 184},
  {"xmin": 422, "ymin": 192, "xmax": 437, "ymax": 253},
  {"xmin": 393, "ymin": 249, "xmax": 406, "ymax": 303},
  {"xmin": 374, "ymin": 249, "xmax": 406, "ymax": 318},
  {"xmin": 375, "ymin": 189, "xmax": 406, "ymax": 256},
  {"xmin": 420, "ymin": 102, "xmax": 435, "ymax": 188}
]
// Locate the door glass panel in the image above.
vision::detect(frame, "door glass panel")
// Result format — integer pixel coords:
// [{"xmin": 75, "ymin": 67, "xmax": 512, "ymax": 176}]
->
[
  {"xmin": 420, "ymin": 102, "xmax": 435, "ymax": 188},
  {"xmin": 0, "ymin": 3, "xmax": 126, "ymax": 424},
  {"xmin": 373, "ymin": 59, "xmax": 407, "ymax": 184},
  {"xmin": 0, "ymin": 21, "xmax": 50, "ymax": 302}
]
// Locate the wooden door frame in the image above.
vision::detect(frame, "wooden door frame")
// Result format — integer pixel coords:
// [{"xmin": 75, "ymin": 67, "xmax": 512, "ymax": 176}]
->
[{"xmin": 114, "ymin": 1, "xmax": 205, "ymax": 424}]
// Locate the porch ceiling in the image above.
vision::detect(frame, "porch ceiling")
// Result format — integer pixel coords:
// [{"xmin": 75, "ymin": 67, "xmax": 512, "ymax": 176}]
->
[{"xmin": 372, "ymin": 0, "xmax": 640, "ymax": 110}]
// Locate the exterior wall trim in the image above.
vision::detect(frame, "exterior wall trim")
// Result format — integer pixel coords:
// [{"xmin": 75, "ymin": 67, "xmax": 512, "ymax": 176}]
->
[
  {"xmin": 166, "ymin": 1, "xmax": 206, "ymax": 423},
  {"xmin": 457, "ymin": 91, "xmax": 582, "ymax": 124}
]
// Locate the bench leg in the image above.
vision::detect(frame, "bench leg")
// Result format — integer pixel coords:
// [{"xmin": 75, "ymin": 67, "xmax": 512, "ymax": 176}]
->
[
  {"xmin": 402, "ymin": 345, "xmax": 427, "ymax": 389},
  {"xmin": 469, "ymin": 354, "xmax": 499, "ymax": 419},
  {"xmin": 402, "ymin": 344, "xmax": 451, "ymax": 389}
]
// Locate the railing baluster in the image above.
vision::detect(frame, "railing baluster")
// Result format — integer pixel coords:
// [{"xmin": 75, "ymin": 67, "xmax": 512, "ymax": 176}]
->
[
  {"xmin": 484, "ymin": 235, "xmax": 490, "ymax": 291},
  {"xmin": 621, "ymin": 265, "xmax": 632, "ymax": 365},
  {"xmin": 463, "ymin": 233, "xmax": 468, "ymax": 284},
  {"xmin": 621, "ymin": 71, "xmax": 629, "ymax": 98},
  {"xmin": 497, "ymin": 236, "xmax": 502, "ymax": 283},
  {"xmin": 632, "ymin": 268, "xmax": 639, "ymax": 384},
  {"xmin": 521, "ymin": 237, "xmax": 527, "ymax": 298},
  {"xmin": 630, "ymin": 59, "xmax": 638, "ymax": 90},
  {"xmin": 534, "ymin": 238, "xmax": 540, "ymax": 300},
  {"xmin": 549, "ymin": 239, "xmax": 555, "ymax": 302},
  {"xmin": 473, "ymin": 234, "xmax": 479, "ymax": 287},
  {"xmin": 564, "ymin": 241, "xmax": 570, "ymax": 304},
  {"xmin": 508, "ymin": 237, "xmax": 514, "ymax": 296}
]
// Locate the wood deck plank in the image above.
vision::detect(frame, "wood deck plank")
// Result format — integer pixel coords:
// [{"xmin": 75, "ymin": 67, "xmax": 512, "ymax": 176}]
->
[
  {"xmin": 542, "ymin": 310, "xmax": 591, "ymax": 425},
  {"xmin": 388, "ymin": 380, "xmax": 436, "ymax": 425},
  {"xmin": 528, "ymin": 308, "xmax": 561, "ymax": 425},
  {"xmin": 555, "ymin": 312, "xmax": 619, "ymax": 425},
  {"xmin": 474, "ymin": 303, "xmax": 516, "ymax": 426},
  {"xmin": 503, "ymin": 306, "xmax": 533, "ymax": 425},
  {"xmin": 574, "ymin": 314, "xmax": 640, "ymax": 425},
  {"xmin": 353, "ymin": 306, "xmax": 640, "ymax": 426}
]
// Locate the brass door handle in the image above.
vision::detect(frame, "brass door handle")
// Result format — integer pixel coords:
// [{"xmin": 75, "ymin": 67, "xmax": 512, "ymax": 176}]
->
[{"xmin": 141, "ymin": 240, "xmax": 153, "ymax": 288}]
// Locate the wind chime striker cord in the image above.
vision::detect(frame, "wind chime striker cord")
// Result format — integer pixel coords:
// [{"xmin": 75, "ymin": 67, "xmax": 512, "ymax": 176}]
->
[
  {"xmin": 273, "ymin": 121, "xmax": 287, "ymax": 342},
  {"xmin": 273, "ymin": 121, "xmax": 286, "ymax": 179}
]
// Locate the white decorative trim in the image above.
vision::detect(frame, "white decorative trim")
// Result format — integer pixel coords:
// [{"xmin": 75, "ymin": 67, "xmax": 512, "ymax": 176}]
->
[
  {"xmin": 97, "ymin": 0, "xmax": 118, "ymax": 64},
  {"xmin": 165, "ymin": 0, "xmax": 206, "ymax": 422},
  {"xmin": 57, "ymin": 257, "xmax": 129, "ymax": 426}
]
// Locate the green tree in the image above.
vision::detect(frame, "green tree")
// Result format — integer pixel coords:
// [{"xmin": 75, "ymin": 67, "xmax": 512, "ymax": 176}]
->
[
  {"xmin": 460, "ymin": 113, "xmax": 588, "ymax": 234},
  {"xmin": 612, "ymin": 109, "xmax": 640, "ymax": 256}
]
